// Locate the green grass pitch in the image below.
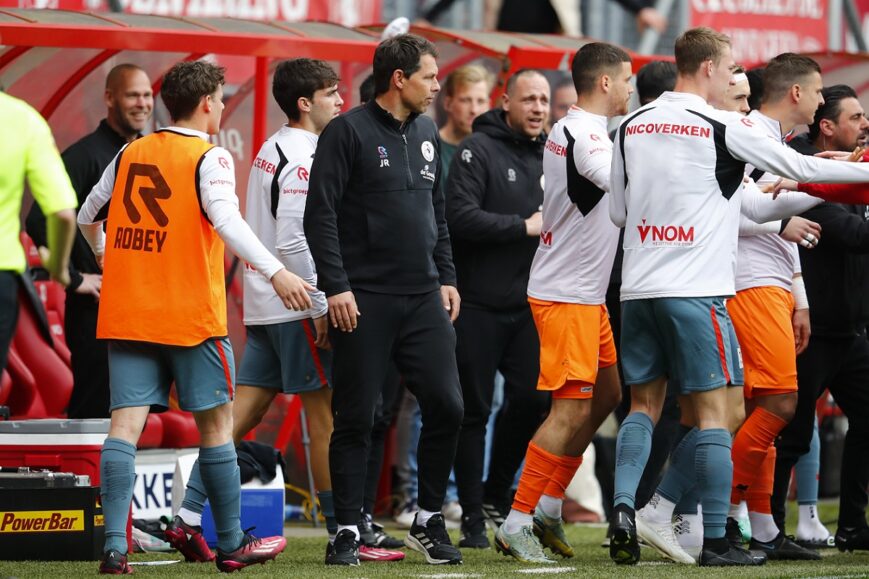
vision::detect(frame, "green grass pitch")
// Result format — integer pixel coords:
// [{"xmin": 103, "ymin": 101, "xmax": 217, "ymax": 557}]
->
[{"xmin": 2, "ymin": 501, "xmax": 868, "ymax": 577}]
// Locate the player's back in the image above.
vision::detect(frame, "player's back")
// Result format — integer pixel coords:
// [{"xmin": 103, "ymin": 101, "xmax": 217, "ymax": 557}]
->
[
  {"xmin": 735, "ymin": 110, "xmax": 801, "ymax": 292},
  {"xmin": 615, "ymin": 91, "xmax": 746, "ymax": 301},
  {"xmin": 243, "ymin": 126, "xmax": 317, "ymax": 325},
  {"xmin": 529, "ymin": 107, "xmax": 619, "ymax": 305}
]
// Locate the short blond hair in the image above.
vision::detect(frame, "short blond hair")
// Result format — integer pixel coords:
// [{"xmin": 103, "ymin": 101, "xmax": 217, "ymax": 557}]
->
[
  {"xmin": 442, "ymin": 64, "xmax": 493, "ymax": 98},
  {"xmin": 675, "ymin": 27, "xmax": 731, "ymax": 75}
]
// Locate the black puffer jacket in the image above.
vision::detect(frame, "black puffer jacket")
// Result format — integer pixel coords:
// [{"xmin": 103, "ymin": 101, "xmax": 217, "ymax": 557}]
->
[{"xmin": 445, "ymin": 109, "xmax": 545, "ymax": 310}]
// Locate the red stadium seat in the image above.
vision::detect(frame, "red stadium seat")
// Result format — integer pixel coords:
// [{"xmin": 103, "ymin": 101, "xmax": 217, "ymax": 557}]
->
[
  {"xmin": 138, "ymin": 414, "xmax": 164, "ymax": 449},
  {"xmin": 34, "ymin": 279, "xmax": 67, "ymax": 328},
  {"xmin": 44, "ymin": 310, "xmax": 71, "ymax": 368},
  {"xmin": 20, "ymin": 232, "xmax": 42, "ymax": 269},
  {"xmin": 0, "ymin": 370, "xmax": 12, "ymax": 406},
  {"xmin": 12, "ymin": 288, "xmax": 73, "ymax": 417},
  {"xmin": 159, "ymin": 410, "xmax": 200, "ymax": 448},
  {"xmin": 4, "ymin": 347, "xmax": 48, "ymax": 418}
]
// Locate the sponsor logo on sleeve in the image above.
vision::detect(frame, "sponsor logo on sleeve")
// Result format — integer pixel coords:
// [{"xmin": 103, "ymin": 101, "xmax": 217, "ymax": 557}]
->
[
  {"xmin": 545, "ymin": 139, "xmax": 568, "ymax": 157},
  {"xmin": 419, "ymin": 164, "xmax": 436, "ymax": 182}
]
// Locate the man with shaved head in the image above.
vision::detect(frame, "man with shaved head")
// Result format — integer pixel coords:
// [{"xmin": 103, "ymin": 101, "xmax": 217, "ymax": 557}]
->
[
  {"xmin": 444, "ymin": 67, "xmax": 551, "ymax": 550},
  {"xmin": 26, "ymin": 63, "xmax": 153, "ymax": 418}
]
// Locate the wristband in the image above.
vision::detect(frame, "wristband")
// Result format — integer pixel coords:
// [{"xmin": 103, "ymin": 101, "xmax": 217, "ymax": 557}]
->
[
  {"xmin": 779, "ymin": 217, "xmax": 791, "ymax": 234},
  {"xmin": 792, "ymin": 275, "xmax": 809, "ymax": 310}
]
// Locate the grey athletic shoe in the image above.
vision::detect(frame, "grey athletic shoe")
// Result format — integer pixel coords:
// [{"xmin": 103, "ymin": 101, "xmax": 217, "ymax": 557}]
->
[
  {"xmin": 495, "ymin": 524, "xmax": 556, "ymax": 564},
  {"xmin": 532, "ymin": 509, "xmax": 574, "ymax": 558}
]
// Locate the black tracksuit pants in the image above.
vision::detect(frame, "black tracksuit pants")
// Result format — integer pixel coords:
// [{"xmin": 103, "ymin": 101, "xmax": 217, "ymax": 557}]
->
[
  {"xmin": 0, "ymin": 271, "xmax": 19, "ymax": 373},
  {"xmin": 363, "ymin": 364, "xmax": 402, "ymax": 516},
  {"xmin": 329, "ymin": 289, "xmax": 463, "ymax": 525},
  {"xmin": 773, "ymin": 334, "xmax": 869, "ymax": 531},
  {"xmin": 65, "ymin": 297, "xmax": 111, "ymax": 418},
  {"xmin": 453, "ymin": 305, "xmax": 550, "ymax": 516}
]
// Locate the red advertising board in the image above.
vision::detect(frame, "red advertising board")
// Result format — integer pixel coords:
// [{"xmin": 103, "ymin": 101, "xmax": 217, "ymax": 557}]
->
[
  {"xmin": 690, "ymin": 0, "xmax": 829, "ymax": 64},
  {"xmin": 844, "ymin": 0, "xmax": 869, "ymax": 48},
  {"xmin": 1, "ymin": 0, "xmax": 381, "ymax": 26}
]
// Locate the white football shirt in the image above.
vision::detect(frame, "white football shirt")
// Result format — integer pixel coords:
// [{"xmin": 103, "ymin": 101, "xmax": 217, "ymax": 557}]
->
[
  {"xmin": 243, "ymin": 126, "xmax": 327, "ymax": 324},
  {"xmin": 528, "ymin": 107, "xmax": 619, "ymax": 304}
]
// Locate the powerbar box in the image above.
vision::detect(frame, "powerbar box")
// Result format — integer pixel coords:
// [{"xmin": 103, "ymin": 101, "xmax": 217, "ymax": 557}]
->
[
  {"xmin": 0, "ymin": 419, "xmax": 111, "ymax": 560},
  {"xmin": 0, "ymin": 471, "xmax": 104, "ymax": 560}
]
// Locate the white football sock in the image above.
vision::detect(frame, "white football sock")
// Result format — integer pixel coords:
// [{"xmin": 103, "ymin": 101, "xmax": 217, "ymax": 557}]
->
[
  {"xmin": 177, "ymin": 507, "xmax": 202, "ymax": 527},
  {"xmin": 796, "ymin": 504, "xmax": 831, "ymax": 541},
  {"xmin": 748, "ymin": 512, "xmax": 779, "ymax": 543},
  {"xmin": 416, "ymin": 508, "xmax": 438, "ymax": 527},
  {"xmin": 502, "ymin": 509, "xmax": 534, "ymax": 535},
  {"xmin": 337, "ymin": 524, "xmax": 360, "ymax": 540},
  {"xmin": 537, "ymin": 494, "xmax": 562, "ymax": 519}
]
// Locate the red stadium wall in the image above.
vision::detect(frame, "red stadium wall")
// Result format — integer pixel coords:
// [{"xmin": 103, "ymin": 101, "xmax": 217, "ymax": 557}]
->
[{"xmin": 0, "ymin": 0, "xmax": 381, "ymax": 25}]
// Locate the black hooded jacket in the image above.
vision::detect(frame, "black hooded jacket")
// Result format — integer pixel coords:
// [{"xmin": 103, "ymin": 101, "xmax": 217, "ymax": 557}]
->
[
  {"xmin": 790, "ymin": 132, "xmax": 869, "ymax": 338},
  {"xmin": 444, "ymin": 109, "xmax": 545, "ymax": 310}
]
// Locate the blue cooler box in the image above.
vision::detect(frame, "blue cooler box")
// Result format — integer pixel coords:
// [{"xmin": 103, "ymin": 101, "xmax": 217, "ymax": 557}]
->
[{"xmin": 172, "ymin": 452, "xmax": 284, "ymax": 547}]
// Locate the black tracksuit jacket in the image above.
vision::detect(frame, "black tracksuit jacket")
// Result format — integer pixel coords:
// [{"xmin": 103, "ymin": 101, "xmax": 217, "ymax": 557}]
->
[
  {"xmin": 444, "ymin": 109, "xmax": 545, "ymax": 310},
  {"xmin": 304, "ymin": 100, "xmax": 456, "ymax": 296},
  {"xmin": 790, "ymin": 133, "xmax": 869, "ymax": 338}
]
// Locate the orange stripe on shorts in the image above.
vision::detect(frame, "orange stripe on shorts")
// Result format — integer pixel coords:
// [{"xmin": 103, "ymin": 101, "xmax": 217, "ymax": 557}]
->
[
  {"xmin": 215, "ymin": 340, "xmax": 234, "ymax": 399},
  {"xmin": 710, "ymin": 306, "xmax": 730, "ymax": 384}
]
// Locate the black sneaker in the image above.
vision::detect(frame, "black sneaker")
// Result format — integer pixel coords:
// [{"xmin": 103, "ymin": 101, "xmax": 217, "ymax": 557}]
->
[
  {"xmin": 795, "ymin": 536, "xmax": 836, "ymax": 549},
  {"xmin": 836, "ymin": 526, "xmax": 869, "ymax": 552},
  {"xmin": 325, "ymin": 529, "xmax": 360, "ymax": 566},
  {"xmin": 749, "ymin": 532, "xmax": 820, "ymax": 560},
  {"xmin": 358, "ymin": 515, "xmax": 404, "ymax": 549},
  {"xmin": 458, "ymin": 511, "xmax": 490, "ymax": 549},
  {"xmin": 404, "ymin": 514, "xmax": 463, "ymax": 564},
  {"xmin": 700, "ymin": 542, "xmax": 767, "ymax": 567},
  {"xmin": 609, "ymin": 504, "xmax": 640, "ymax": 565},
  {"xmin": 725, "ymin": 517, "xmax": 745, "ymax": 547},
  {"xmin": 99, "ymin": 550, "xmax": 132, "ymax": 575},
  {"xmin": 481, "ymin": 501, "xmax": 507, "ymax": 530}
]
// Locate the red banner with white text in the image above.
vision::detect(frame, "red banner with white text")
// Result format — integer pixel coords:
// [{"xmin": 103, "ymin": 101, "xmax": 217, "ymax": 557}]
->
[
  {"xmin": 2, "ymin": 0, "xmax": 381, "ymax": 26},
  {"xmin": 690, "ymin": 0, "xmax": 829, "ymax": 64},
  {"xmin": 843, "ymin": 0, "xmax": 869, "ymax": 50}
]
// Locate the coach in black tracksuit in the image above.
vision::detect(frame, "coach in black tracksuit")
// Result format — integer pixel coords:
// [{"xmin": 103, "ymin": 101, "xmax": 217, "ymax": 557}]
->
[
  {"xmin": 305, "ymin": 35, "xmax": 463, "ymax": 564},
  {"xmin": 772, "ymin": 122, "xmax": 869, "ymax": 550},
  {"xmin": 445, "ymin": 70, "xmax": 551, "ymax": 546}
]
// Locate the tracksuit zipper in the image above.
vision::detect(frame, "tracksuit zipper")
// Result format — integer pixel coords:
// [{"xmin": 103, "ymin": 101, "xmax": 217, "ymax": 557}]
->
[{"xmin": 402, "ymin": 133, "xmax": 413, "ymax": 187}]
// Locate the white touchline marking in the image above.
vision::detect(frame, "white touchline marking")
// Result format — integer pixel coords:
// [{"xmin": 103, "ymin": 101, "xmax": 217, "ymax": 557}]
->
[
  {"xmin": 419, "ymin": 574, "xmax": 483, "ymax": 578},
  {"xmin": 514, "ymin": 567, "xmax": 575, "ymax": 574},
  {"xmin": 636, "ymin": 561, "xmax": 669, "ymax": 566},
  {"xmin": 128, "ymin": 560, "xmax": 182, "ymax": 566}
]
